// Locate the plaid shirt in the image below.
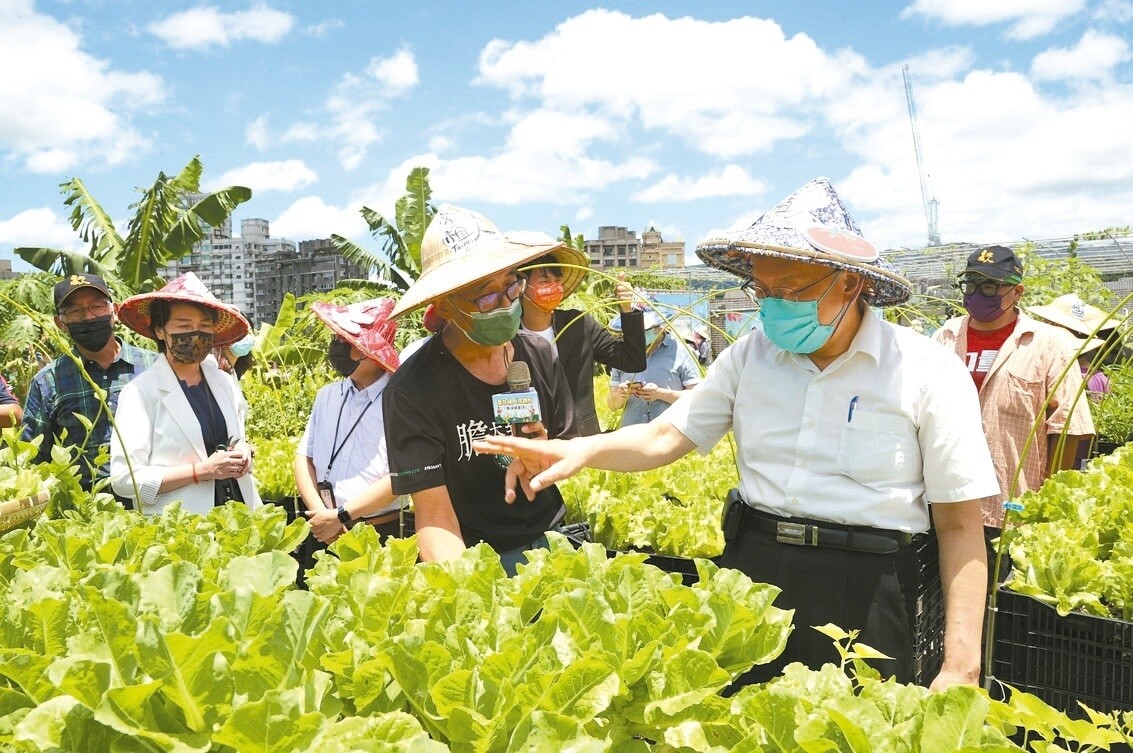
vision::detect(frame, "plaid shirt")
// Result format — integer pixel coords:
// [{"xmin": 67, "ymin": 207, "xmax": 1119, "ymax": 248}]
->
[
  {"xmin": 21, "ymin": 339, "xmax": 157, "ymax": 489},
  {"xmin": 934, "ymin": 312, "xmax": 1095, "ymax": 527}
]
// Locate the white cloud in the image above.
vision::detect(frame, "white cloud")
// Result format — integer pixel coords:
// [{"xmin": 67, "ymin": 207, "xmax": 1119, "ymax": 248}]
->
[
  {"xmin": 368, "ymin": 47, "xmax": 418, "ymax": 94},
  {"xmin": 427, "ymin": 109, "xmax": 656, "ymax": 205},
  {"xmin": 1093, "ymin": 0, "xmax": 1133, "ymax": 22},
  {"xmin": 633, "ymin": 165, "xmax": 767, "ymax": 202},
  {"xmin": 0, "ymin": 207, "xmax": 84, "ymax": 251},
  {"xmin": 575, "ymin": 207, "xmax": 593, "ymax": 222},
  {"xmin": 830, "ymin": 65, "xmax": 1133, "ymax": 249},
  {"xmin": 1031, "ymin": 30, "xmax": 1131, "ymax": 81},
  {"xmin": 266, "ymin": 48, "xmax": 420, "ymax": 170},
  {"xmin": 476, "ymin": 9, "xmax": 864, "ymax": 158},
  {"xmin": 270, "ymin": 196, "xmax": 368, "ymax": 242},
  {"xmin": 428, "ymin": 134, "xmax": 454, "ymax": 153},
  {"xmin": 207, "ymin": 160, "xmax": 318, "ymax": 193},
  {"xmin": 305, "ymin": 18, "xmax": 343, "ymax": 37},
  {"xmin": 148, "ymin": 4, "xmax": 295, "ymax": 50},
  {"xmin": 245, "ymin": 115, "xmax": 270, "ymax": 150},
  {"xmin": 900, "ymin": 0, "xmax": 1087, "ymax": 39},
  {"xmin": 0, "ymin": 2, "xmax": 164, "ymax": 172}
]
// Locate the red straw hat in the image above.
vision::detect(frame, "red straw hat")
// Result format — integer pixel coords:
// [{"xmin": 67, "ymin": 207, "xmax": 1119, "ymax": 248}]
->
[
  {"xmin": 310, "ymin": 298, "xmax": 399, "ymax": 373},
  {"xmin": 118, "ymin": 272, "xmax": 251, "ymax": 346}
]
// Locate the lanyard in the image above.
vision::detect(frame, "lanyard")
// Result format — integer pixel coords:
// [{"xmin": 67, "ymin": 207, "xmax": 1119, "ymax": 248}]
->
[{"xmin": 325, "ymin": 385, "xmax": 378, "ymax": 475}]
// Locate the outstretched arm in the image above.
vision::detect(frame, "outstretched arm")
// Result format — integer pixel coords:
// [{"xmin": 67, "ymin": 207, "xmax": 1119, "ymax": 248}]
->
[{"xmin": 473, "ymin": 417, "xmax": 696, "ymax": 499}]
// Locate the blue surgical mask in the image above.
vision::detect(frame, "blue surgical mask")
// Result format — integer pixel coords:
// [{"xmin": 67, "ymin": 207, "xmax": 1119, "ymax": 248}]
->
[
  {"xmin": 758, "ymin": 278, "xmax": 855, "ymax": 354},
  {"xmin": 644, "ymin": 329, "xmax": 662, "ymax": 349}
]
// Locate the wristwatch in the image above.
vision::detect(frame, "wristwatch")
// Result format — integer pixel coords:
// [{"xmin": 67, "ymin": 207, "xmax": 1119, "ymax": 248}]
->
[{"xmin": 337, "ymin": 507, "xmax": 351, "ymax": 525}]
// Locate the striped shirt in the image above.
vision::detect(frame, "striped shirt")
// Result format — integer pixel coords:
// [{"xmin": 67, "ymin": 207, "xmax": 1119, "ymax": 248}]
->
[{"xmin": 22, "ymin": 340, "xmax": 157, "ymax": 489}]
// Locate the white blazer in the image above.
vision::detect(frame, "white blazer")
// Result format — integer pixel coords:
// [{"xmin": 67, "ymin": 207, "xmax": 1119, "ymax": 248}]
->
[{"xmin": 110, "ymin": 355, "xmax": 261, "ymax": 515}]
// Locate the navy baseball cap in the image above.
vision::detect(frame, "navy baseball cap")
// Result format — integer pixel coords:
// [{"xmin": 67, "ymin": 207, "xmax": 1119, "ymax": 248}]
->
[
  {"xmin": 54, "ymin": 273, "xmax": 112, "ymax": 310},
  {"xmin": 961, "ymin": 246, "xmax": 1023, "ymax": 283}
]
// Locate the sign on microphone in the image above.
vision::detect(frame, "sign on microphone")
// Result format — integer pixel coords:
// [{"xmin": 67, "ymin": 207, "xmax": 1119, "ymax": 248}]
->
[
  {"xmin": 494, "ymin": 360, "xmax": 543, "ymax": 425},
  {"xmin": 492, "ymin": 390, "xmax": 541, "ymax": 425}
]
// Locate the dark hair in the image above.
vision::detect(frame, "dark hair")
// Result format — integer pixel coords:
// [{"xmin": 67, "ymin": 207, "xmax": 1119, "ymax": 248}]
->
[
  {"xmin": 149, "ymin": 299, "xmax": 218, "ymax": 352},
  {"xmin": 525, "ymin": 254, "xmax": 562, "ymax": 279}
]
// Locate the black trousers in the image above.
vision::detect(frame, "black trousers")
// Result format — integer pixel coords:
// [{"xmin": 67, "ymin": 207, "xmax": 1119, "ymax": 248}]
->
[{"xmin": 721, "ymin": 519, "xmax": 921, "ymax": 689}]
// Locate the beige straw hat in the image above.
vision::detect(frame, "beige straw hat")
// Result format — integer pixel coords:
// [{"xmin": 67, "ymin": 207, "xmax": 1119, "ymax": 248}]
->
[
  {"xmin": 508, "ymin": 231, "xmax": 590, "ymax": 299},
  {"xmin": 391, "ymin": 206, "xmax": 567, "ymax": 318},
  {"xmin": 1026, "ymin": 294, "xmax": 1115, "ymax": 337}
]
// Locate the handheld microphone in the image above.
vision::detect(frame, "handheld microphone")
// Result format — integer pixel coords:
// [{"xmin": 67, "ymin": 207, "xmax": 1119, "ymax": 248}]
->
[{"xmin": 492, "ymin": 361, "xmax": 543, "ymax": 436}]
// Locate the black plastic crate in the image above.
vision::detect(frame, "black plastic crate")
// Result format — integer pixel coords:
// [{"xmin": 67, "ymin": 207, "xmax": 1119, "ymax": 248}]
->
[
  {"xmin": 911, "ymin": 533, "xmax": 945, "ymax": 686},
  {"xmin": 992, "ymin": 588, "xmax": 1133, "ymax": 714}
]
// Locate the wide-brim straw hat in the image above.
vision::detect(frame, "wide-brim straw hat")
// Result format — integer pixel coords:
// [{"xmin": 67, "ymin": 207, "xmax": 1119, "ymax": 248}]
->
[
  {"xmin": 310, "ymin": 298, "xmax": 400, "ymax": 373},
  {"xmin": 390, "ymin": 205, "xmax": 568, "ymax": 318},
  {"xmin": 509, "ymin": 231, "xmax": 590, "ymax": 299},
  {"xmin": 118, "ymin": 272, "xmax": 251, "ymax": 346},
  {"xmin": 696, "ymin": 177, "xmax": 912, "ymax": 308},
  {"xmin": 1026, "ymin": 294, "xmax": 1116, "ymax": 337}
]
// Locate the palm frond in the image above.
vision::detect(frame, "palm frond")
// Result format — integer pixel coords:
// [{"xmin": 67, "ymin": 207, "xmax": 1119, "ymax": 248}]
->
[{"xmin": 60, "ymin": 177, "xmax": 124, "ymax": 264}]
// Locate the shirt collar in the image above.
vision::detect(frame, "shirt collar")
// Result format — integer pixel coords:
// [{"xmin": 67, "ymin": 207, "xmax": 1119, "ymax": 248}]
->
[{"xmin": 339, "ymin": 370, "xmax": 391, "ymax": 400}]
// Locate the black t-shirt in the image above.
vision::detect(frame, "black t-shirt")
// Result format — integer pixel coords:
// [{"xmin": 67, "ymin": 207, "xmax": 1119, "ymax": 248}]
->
[{"xmin": 384, "ymin": 331, "xmax": 576, "ymax": 552}]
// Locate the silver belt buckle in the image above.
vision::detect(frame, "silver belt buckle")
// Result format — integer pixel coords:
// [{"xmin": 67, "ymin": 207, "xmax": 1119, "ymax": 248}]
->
[{"xmin": 776, "ymin": 521, "xmax": 809, "ymax": 546}]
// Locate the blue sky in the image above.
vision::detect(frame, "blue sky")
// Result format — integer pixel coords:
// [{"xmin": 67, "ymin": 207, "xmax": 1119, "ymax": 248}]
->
[{"xmin": 1, "ymin": 0, "xmax": 1131, "ymax": 275}]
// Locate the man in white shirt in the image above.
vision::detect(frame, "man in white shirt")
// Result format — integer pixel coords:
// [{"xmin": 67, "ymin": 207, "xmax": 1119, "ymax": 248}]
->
[
  {"xmin": 475, "ymin": 178, "xmax": 998, "ymax": 691},
  {"xmin": 296, "ymin": 298, "xmax": 405, "ymax": 546}
]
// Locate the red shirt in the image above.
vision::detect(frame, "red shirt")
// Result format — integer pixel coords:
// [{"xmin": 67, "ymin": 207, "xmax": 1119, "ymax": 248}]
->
[{"xmin": 965, "ymin": 320, "xmax": 1017, "ymax": 391}]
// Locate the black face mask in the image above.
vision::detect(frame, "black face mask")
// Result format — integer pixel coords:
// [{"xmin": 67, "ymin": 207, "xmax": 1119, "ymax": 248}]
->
[
  {"xmin": 328, "ymin": 338, "xmax": 360, "ymax": 377},
  {"xmin": 166, "ymin": 331, "xmax": 215, "ymax": 364},
  {"xmin": 66, "ymin": 315, "xmax": 114, "ymax": 352}
]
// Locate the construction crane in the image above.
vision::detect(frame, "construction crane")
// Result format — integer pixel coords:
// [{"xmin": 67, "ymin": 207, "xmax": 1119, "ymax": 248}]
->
[{"xmin": 902, "ymin": 64, "xmax": 940, "ymax": 246}]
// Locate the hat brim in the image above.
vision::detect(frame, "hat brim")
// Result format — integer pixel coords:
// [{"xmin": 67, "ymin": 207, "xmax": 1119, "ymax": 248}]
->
[
  {"xmin": 519, "ymin": 245, "xmax": 590, "ymax": 299},
  {"xmin": 1025, "ymin": 304, "xmax": 1114, "ymax": 337},
  {"xmin": 311, "ymin": 302, "xmax": 400, "ymax": 373},
  {"xmin": 119, "ymin": 292, "xmax": 250, "ymax": 347},
  {"xmin": 391, "ymin": 238, "xmax": 567, "ymax": 318},
  {"xmin": 695, "ymin": 240, "xmax": 912, "ymax": 308}
]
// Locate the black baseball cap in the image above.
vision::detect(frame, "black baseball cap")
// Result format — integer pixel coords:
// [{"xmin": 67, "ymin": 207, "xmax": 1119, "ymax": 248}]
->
[
  {"xmin": 961, "ymin": 245, "xmax": 1024, "ymax": 283},
  {"xmin": 54, "ymin": 273, "xmax": 113, "ymax": 310}
]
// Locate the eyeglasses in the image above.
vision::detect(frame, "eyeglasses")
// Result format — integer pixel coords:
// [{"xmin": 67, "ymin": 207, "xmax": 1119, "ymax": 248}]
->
[
  {"xmin": 958, "ymin": 279, "xmax": 1011, "ymax": 298},
  {"xmin": 741, "ymin": 270, "xmax": 838, "ymax": 304},
  {"xmin": 455, "ymin": 276, "xmax": 527, "ymax": 313},
  {"xmin": 58, "ymin": 299, "xmax": 113, "ymax": 323}
]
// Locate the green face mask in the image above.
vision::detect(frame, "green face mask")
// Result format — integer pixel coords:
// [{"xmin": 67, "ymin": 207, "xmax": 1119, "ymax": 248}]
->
[{"xmin": 451, "ymin": 298, "xmax": 523, "ymax": 346}]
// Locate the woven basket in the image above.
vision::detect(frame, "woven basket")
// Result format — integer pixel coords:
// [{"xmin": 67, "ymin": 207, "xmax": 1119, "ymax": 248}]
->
[{"xmin": 0, "ymin": 486, "xmax": 51, "ymax": 535}]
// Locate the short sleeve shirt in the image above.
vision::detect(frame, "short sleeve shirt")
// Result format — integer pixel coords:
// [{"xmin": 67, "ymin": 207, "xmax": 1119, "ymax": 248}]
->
[
  {"xmin": 383, "ymin": 332, "xmax": 576, "ymax": 552},
  {"xmin": 610, "ymin": 333, "xmax": 701, "ymax": 426},
  {"xmin": 665, "ymin": 310, "xmax": 1000, "ymax": 533},
  {"xmin": 299, "ymin": 372, "xmax": 397, "ymax": 515},
  {"xmin": 934, "ymin": 313, "xmax": 1095, "ymax": 526}
]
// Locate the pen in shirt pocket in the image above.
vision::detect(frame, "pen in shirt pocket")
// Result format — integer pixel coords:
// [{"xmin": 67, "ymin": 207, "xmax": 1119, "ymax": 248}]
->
[{"xmin": 847, "ymin": 396, "xmax": 859, "ymax": 423}]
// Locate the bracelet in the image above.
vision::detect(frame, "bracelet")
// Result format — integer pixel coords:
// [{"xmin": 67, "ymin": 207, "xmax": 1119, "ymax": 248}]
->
[{"xmin": 191, "ymin": 463, "xmax": 199, "ymax": 483}]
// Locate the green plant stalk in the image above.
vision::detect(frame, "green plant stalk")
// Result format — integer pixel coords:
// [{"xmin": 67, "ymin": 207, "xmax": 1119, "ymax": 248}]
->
[{"xmin": 982, "ymin": 289, "xmax": 1133, "ymax": 686}]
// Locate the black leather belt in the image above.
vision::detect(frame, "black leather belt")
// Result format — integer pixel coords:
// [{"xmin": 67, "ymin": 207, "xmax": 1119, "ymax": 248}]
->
[{"xmin": 747, "ymin": 509, "xmax": 916, "ymax": 555}]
